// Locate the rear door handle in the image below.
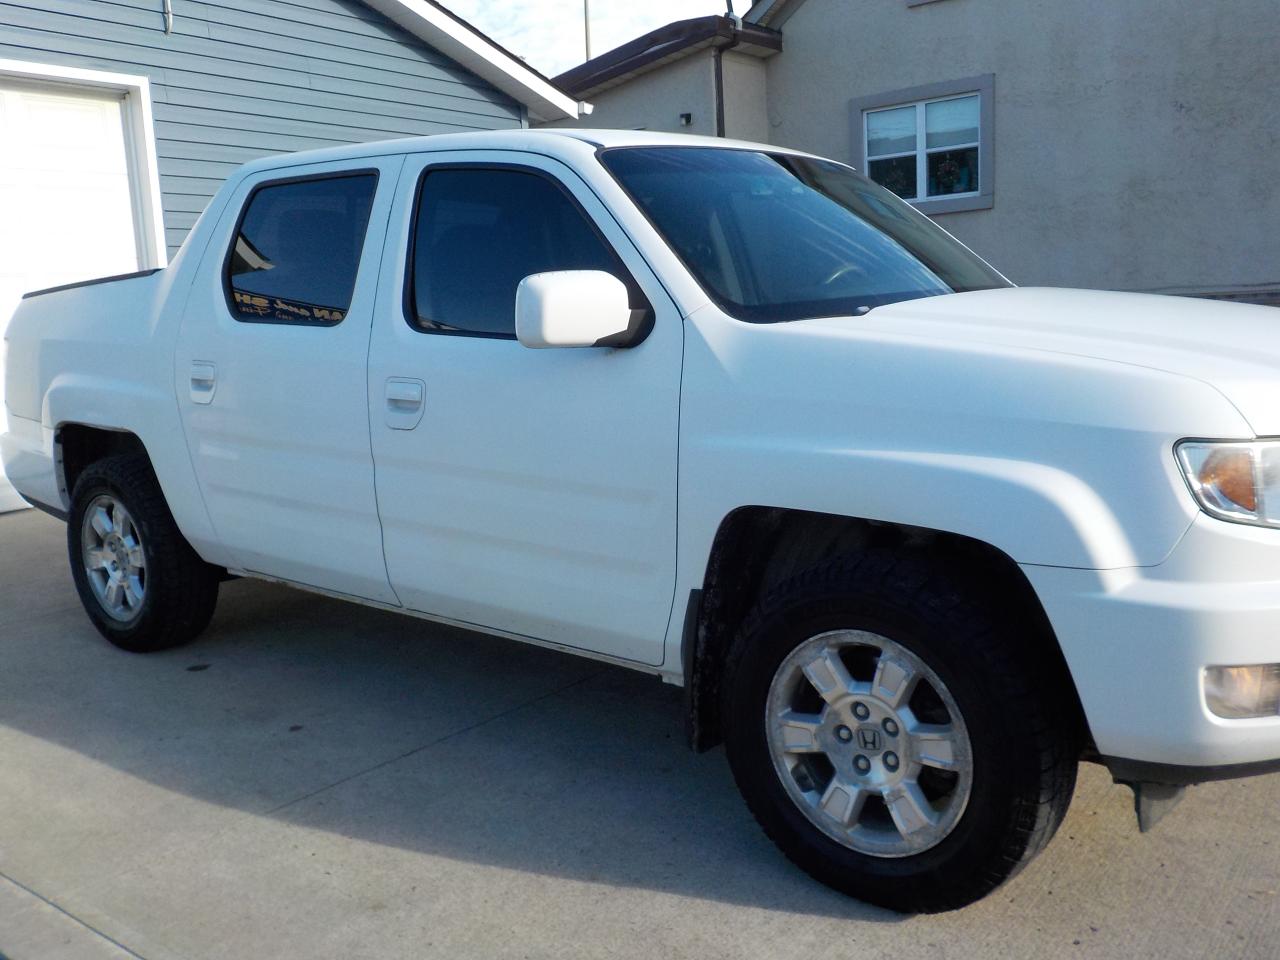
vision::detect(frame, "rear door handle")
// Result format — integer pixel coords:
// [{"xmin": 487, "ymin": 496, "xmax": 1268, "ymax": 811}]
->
[
  {"xmin": 385, "ymin": 377, "xmax": 425, "ymax": 430},
  {"xmin": 190, "ymin": 361, "xmax": 217, "ymax": 404}
]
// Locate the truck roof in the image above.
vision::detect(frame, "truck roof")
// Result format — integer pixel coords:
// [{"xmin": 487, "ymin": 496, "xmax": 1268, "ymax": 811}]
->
[{"xmin": 232, "ymin": 128, "xmax": 816, "ymax": 179}]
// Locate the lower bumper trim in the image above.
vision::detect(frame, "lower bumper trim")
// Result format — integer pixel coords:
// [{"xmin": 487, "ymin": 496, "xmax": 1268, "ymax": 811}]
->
[
  {"xmin": 1102, "ymin": 754, "xmax": 1280, "ymax": 786},
  {"xmin": 19, "ymin": 494, "xmax": 67, "ymax": 522}
]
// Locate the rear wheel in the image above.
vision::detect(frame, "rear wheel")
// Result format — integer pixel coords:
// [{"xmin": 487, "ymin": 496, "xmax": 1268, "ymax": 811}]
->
[
  {"xmin": 68, "ymin": 455, "xmax": 219, "ymax": 652},
  {"xmin": 722, "ymin": 550, "xmax": 1077, "ymax": 912}
]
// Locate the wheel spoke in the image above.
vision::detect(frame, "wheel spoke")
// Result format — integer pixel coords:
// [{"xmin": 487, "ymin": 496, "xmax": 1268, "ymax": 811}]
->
[
  {"xmin": 802, "ymin": 648, "xmax": 855, "ymax": 705},
  {"xmin": 818, "ymin": 778, "xmax": 866, "ymax": 827},
  {"xmin": 871, "ymin": 654, "xmax": 917, "ymax": 709},
  {"xmin": 127, "ymin": 545, "xmax": 146, "ymax": 570},
  {"xmin": 84, "ymin": 548, "xmax": 111, "ymax": 571},
  {"xmin": 123, "ymin": 577, "xmax": 143, "ymax": 610},
  {"xmin": 112, "ymin": 504, "xmax": 133, "ymax": 538},
  {"xmin": 90, "ymin": 506, "xmax": 113, "ymax": 540},
  {"xmin": 910, "ymin": 722, "xmax": 961, "ymax": 771},
  {"xmin": 883, "ymin": 780, "xmax": 937, "ymax": 837},
  {"xmin": 777, "ymin": 711, "xmax": 823, "ymax": 753},
  {"xmin": 104, "ymin": 580, "xmax": 125, "ymax": 610}
]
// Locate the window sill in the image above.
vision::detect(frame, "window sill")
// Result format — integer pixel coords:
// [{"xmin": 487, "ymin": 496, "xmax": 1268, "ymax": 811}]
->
[{"xmin": 910, "ymin": 193, "xmax": 993, "ymax": 215}]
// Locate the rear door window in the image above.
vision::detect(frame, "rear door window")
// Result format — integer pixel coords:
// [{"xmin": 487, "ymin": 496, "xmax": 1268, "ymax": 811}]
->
[{"xmin": 226, "ymin": 172, "xmax": 378, "ymax": 325}]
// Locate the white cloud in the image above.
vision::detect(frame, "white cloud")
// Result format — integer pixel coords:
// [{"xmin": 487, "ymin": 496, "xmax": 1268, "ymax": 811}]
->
[{"xmin": 444, "ymin": 0, "xmax": 733, "ymax": 78}]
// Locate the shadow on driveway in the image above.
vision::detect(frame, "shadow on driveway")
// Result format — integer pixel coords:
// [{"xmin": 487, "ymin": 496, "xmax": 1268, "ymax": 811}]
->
[{"xmin": 0, "ymin": 510, "xmax": 902, "ymax": 923}]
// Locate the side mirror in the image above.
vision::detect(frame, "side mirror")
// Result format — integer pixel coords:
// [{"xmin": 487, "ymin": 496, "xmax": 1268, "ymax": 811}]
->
[{"xmin": 515, "ymin": 270, "xmax": 644, "ymax": 349}]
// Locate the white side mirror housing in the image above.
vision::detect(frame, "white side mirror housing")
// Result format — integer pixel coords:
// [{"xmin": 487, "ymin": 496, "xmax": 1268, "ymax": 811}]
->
[{"xmin": 515, "ymin": 270, "xmax": 640, "ymax": 349}]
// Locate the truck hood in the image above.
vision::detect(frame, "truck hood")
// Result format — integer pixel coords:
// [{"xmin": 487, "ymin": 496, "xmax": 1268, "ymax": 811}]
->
[{"xmin": 803, "ymin": 287, "xmax": 1280, "ymax": 434}]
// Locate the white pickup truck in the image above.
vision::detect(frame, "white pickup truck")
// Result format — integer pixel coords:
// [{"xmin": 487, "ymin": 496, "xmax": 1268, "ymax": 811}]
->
[{"xmin": 4, "ymin": 129, "xmax": 1279, "ymax": 912}]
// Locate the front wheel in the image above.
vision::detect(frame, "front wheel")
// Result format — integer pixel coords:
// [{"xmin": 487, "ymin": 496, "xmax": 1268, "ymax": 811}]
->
[
  {"xmin": 722, "ymin": 550, "xmax": 1077, "ymax": 912},
  {"xmin": 68, "ymin": 454, "xmax": 220, "ymax": 652}
]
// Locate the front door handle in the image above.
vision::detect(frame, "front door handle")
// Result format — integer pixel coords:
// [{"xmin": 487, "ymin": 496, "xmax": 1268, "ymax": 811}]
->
[
  {"xmin": 385, "ymin": 377, "xmax": 425, "ymax": 430},
  {"xmin": 190, "ymin": 361, "xmax": 217, "ymax": 404}
]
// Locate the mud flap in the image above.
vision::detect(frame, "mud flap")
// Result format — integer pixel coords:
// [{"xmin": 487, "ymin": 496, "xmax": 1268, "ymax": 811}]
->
[{"xmin": 1122, "ymin": 781, "xmax": 1186, "ymax": 833}]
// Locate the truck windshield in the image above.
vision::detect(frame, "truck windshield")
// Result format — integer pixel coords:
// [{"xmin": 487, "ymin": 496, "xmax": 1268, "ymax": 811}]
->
[{"xmin": 600, "ymin": 146, "xmax": 1009, "ymax": 323}]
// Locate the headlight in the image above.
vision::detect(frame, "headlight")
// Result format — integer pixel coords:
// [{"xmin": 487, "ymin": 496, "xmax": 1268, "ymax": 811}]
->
[{"xmin": 1175, "ymin": 440, "xmax": 1280, "ymax": 528}]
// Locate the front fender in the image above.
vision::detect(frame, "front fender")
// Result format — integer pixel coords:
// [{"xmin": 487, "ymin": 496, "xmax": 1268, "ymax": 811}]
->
[
  {"xmin": 659, "ymin": 306, "xmax": 1260, "ymax": 678},
  {"xmin": 680, "ymin": 438, "xmax": 1194, "ymax": 573},
  {"xmin": 801, "ymin": 447, "xmax": 1165, "ymax": 569},
  {"xmin": 676, "ymin": 307, "xmax": 1252, "ymax": 581}
]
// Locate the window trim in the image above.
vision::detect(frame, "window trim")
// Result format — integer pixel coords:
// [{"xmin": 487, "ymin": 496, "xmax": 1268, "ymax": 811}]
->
[
  {"xmin": 850, "ymin": 74, "xmax": 994, "ymax": 215},
  {"xmin": 222, "ymin": 168, "xmax": 381, "ymax": 327},
  {"xmin": 401, "ymin": 161, "xmax": 652, "ymax": 342}
]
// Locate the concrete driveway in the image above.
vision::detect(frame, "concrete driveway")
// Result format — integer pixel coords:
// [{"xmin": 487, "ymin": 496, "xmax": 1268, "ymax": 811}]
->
[{"xmin": 0, "ymin": 508, "xmax": 1277, "ymax": 959}]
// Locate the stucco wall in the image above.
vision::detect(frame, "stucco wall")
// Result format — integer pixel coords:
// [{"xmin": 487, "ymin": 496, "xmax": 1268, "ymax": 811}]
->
[
  {"xmin": 720, "ymin": 51, "xmax": 770, "ymax": 142},
  {"xmin": 765, "ymin": 0, "xmax": 1280, "ymax": 297},
  {"xmin": 543, "ymin": 52, "xmax": 716, "ymax": 136}
]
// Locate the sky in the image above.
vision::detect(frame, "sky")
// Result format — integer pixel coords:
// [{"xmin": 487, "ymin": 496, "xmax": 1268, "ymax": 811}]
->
[{"xmin": 445, "ymin": 0, "xmax": 733, "ymax": 78}]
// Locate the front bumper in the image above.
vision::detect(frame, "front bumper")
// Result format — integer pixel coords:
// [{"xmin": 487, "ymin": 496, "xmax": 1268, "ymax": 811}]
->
[{"xmin": 1024, "ymin": 513, "xmax": 1280, "ymax": 772}]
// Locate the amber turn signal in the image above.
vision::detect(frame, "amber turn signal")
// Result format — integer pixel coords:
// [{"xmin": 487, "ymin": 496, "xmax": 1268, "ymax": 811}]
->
[
  {"xmin": 1175, "ymin": 440, "xmax": 1280, "ymax": 528},
  {"xmin": 1199, "ymin": 448, "xmax": 1257, "ymax": 512}
]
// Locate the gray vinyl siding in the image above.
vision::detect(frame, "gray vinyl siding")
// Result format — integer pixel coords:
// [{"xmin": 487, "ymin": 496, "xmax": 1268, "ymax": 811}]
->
[{"xmin": 0, "ymin": 0, "xmax": 524, "ymax": 254}]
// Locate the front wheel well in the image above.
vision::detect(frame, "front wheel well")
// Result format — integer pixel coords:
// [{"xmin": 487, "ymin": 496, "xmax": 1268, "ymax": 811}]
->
[
  {"xmin": 683, "ymin": 507, "xmax": 1091, "ymax": 756},
  {"xmin": 57, "ymin": 424, "xmax": 150, "ymax": 505}
]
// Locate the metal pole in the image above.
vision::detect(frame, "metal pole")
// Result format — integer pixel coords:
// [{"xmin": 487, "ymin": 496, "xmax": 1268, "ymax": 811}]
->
[{"xmin": 584, "ymin": 0, "xmax": 592, "ymax": 60}]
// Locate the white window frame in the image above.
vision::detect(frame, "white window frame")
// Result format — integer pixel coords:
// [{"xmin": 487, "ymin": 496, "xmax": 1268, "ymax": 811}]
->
[
  {"xmin": 865, "ymin": 93, "xmax": 980, "ymax": 203},
  {"xmin": 0, "ymin": 58, "xmax": 168, "ymax": 269},
  {"xmin": 851, "ymin": 74, "xmax": 994, "ymax": 215}
]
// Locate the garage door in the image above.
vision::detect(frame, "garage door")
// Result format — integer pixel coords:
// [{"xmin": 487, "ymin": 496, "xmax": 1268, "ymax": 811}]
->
[{"xmin": 0, "ymin": 77, "xmax": 142, "ymax": 512}]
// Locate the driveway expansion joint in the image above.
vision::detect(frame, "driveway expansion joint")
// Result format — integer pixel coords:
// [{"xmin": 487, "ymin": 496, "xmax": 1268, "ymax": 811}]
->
[{"xmin": 0, "ymin": 869, "xmax": 151, "ymax": 960}]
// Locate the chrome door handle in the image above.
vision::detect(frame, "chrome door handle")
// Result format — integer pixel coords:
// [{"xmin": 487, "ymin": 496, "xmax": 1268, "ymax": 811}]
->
[
  {"xmin": 385, "ymin": 377, "xmax": 425, "ymax": 430},
  {"xmin": 190, "ymin": 361, "xmax": 217, "ymax": 404}
]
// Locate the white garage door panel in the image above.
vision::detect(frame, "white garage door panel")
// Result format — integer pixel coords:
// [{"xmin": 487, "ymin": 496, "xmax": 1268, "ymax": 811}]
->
[{"xmin": 0, "ymin": 78, "xmax": 141, "ymax": 512}]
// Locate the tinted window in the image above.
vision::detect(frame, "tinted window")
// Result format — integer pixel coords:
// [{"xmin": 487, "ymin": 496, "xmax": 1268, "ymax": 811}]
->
[
  {"xmin": 409, "ymin": 168, "xmax": 623, "ymax": 337},
  {"xmin": 601, "ymin": 147, "xmax": 1008, "ymax": 323},
  {"xmin": 227, "ymin": 173, "xmax": 377, "ymax": 325}
]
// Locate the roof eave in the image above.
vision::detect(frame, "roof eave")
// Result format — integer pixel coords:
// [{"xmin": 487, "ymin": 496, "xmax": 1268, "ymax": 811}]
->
[
  {"xmin": 744, "ymin": 0, "xmax": 809, "ymax": 28},
  {"xmin": 554, "ymin": 15, "xmax": 782, "ymax": 101},
  {"xmin": 362, "ymin": 0, "xmax": 582, "ymax": 121}
]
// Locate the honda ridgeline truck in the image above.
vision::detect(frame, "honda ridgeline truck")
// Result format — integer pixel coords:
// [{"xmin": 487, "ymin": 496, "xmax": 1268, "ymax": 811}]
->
[{"xmin": 5, "ymin": 130, "xmax": 1280, "ymax": 912}]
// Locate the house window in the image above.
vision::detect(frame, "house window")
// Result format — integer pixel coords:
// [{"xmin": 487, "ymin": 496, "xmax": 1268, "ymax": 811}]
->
[{"xmin": 852, "ymin": 75, "xmax": 993, "ymax": 214}]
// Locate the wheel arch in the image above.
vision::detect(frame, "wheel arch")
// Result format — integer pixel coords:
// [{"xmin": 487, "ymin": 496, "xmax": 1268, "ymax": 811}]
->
[
  {"xmin": 56, "ymin": 423, "xmax": 150, "ymax": 506},
  {"xmin": 682, "ymin": 506, "xmax": 1091, "ymax": 756},
  {"xmin": 51, "ymin": 418, "xmax": 229, "ymax": 568}
]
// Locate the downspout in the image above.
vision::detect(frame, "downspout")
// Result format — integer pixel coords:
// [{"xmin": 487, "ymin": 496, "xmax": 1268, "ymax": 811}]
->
[{"xmin": 713, "ymin": 48, "xmax": 726, "ymax": 137}]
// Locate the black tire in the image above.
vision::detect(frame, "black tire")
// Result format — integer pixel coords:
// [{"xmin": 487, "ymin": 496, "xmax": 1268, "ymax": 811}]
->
[
  {"xmin": 68, "ymin": 454, "xmax": 220, "ymax": 652},
  {"xmin": 722, "ymin": 548, "xmax": 1077, "ymax": 913}
]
